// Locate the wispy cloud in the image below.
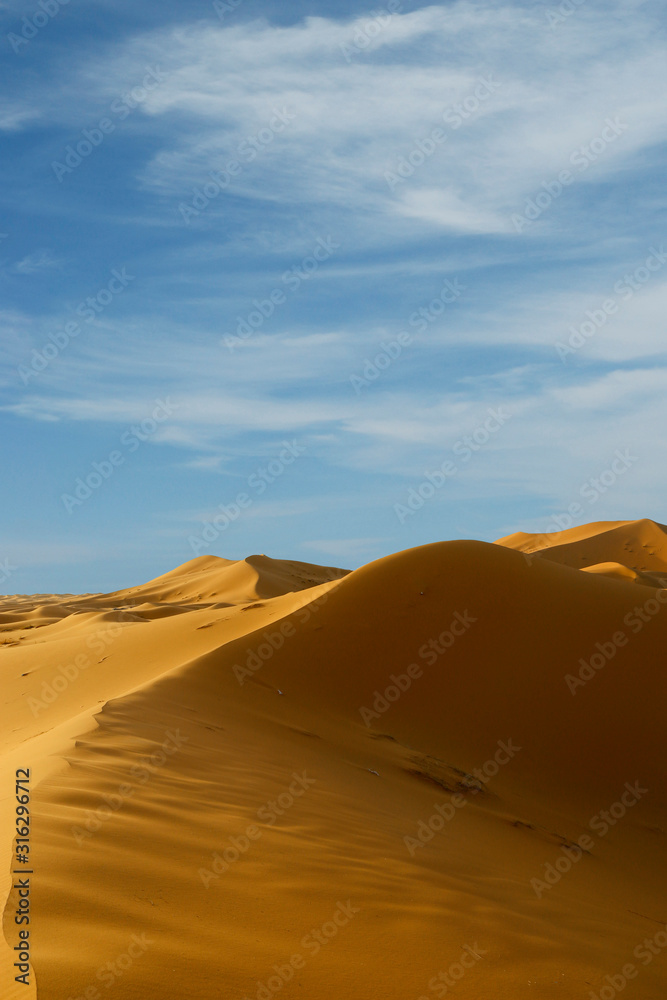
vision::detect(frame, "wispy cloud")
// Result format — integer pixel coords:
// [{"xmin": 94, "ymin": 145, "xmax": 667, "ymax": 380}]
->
[
  {"xmin": 0, "ymin": 106, "xmax": 40, "ymax": 131},
  {"xmin": 11, "ymin": 250, "xmax": 66, "ymax": 274},
  {"xmin": 59, "ymin": 2, "xmax": 666, "ymax": 245}
]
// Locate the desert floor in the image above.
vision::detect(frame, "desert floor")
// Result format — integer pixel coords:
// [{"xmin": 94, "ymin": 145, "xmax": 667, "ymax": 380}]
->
[{"xmin": 2, "ymin": 520, "xmax": 667, "ymax": 999}]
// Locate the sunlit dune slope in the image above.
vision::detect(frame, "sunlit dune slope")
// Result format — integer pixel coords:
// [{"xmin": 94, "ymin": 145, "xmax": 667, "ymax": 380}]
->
[
  {"xmin": 580, "ymin": 561, "xmax": 664, "ymax": 586},
  {"xmin": 0, "ymin": 555, "xmax": 347, "ymax": 1000},
  {"xmin": 2, "ymin": 533, "xmax": 667, "ymax": 1000},
  {"xmin": 107, "ymin": 553, "xmax": 349, "ymax": 607},
  {"xmin": 496, "ymin": 517, "xmax": 667, "ymax": 584}
]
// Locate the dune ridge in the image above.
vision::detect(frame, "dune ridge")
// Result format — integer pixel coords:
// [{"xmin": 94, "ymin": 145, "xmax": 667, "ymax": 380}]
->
[{"xmin": 2, "ymin": 522, "xmax": 666, "ymax": 999}]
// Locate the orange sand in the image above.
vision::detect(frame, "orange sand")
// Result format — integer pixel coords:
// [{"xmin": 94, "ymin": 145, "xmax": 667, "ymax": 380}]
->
[{"xmin": 2, "ymin": 527, "xmax": 666, "ymax": 999}]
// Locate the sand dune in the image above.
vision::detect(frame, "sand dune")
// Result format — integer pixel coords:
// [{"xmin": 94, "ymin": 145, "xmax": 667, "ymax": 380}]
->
[
  {"xmin": 579, "ymin": 561, "xmax": 666, "ymax": 587},
  {"xmin": 2, "ymin": 522, "xmax": 667, "ymax": 998},
  {"xmin": 496, "ymin": 517, "xmax": 667, "ymax": 583},
  {"xmin": 107, "ymin": 553, "xmax": 349, "ymax": 608}
]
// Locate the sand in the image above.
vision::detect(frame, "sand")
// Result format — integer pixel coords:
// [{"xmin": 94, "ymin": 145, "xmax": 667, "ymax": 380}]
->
[
  {"xmin": 2, "ymin": 526, "xmax": 666, "ymax": 999},
  {"xmin": 496, "ymin": 517, "xmax": 667, "ymax": 585}
]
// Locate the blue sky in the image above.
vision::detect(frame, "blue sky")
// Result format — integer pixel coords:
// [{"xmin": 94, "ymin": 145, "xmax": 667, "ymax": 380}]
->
[{"xmin": 1, "ymin": 0, "xmax": 666, "ymax": 594}]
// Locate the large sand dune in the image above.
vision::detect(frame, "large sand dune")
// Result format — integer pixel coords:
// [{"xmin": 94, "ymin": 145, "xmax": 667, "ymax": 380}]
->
[{"xmin": 2, "ymin": 523, "xmax": 666, "ymax": 998}]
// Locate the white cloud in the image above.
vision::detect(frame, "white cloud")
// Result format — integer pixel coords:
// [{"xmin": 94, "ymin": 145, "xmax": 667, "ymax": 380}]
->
[
  {"xmin": 22, "ymin": 2, "xmax": 663, "ymax": 242},
  {"xmin": 145, "ymin": 7, "xmax": 666, "ymax": 229},
  {"xmin": 0, "ymin": 391, "xmax": 355, "ymax": 438},
  {"xmin": 0, "ymin": 107, "xmax": 39, "ymax": 131},
  {"xmin": 12, "ymin": 250, "xmax": 66, "ymax": 275},
  {"xmin": 395, "ymin": 188, "xmax": 508, "ymax": 234},
  {"xmin": 550, "ymin": 368, "xmax": 667, "ymax": 411}
]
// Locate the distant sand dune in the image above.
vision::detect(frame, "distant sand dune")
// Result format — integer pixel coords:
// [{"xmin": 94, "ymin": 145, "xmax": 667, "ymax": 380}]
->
[
  {"xmin": 496, "ymin": 517, "xmax": 667, "ymax": 581},
  {"xmin": 108, "ymin": 553, "xmax": 350, "ymax": 607},
  {"xmin": 2, "ymin": 523, "xmax": 666, "ymax": 998}
]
